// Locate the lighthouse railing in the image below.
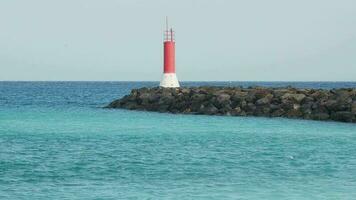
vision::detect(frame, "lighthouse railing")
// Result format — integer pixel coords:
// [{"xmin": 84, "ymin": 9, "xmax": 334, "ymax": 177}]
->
[{"xmin": 164, "ymin": 30, "xmax": 175, "ymax": 42}]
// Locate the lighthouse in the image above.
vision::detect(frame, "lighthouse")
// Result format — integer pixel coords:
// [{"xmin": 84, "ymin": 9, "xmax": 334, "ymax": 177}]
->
[{"xmin": 160, "ymin": 18, "xmax": 180, "ymax": 88}]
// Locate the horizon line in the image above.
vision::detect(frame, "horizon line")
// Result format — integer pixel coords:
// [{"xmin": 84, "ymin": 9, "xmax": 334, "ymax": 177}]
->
[{"xmin": 1, "ymin": 80, "xmax": 356, "ymax": 82}]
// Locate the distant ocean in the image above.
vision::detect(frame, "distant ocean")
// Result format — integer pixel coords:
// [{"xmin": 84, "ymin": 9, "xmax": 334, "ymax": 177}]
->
[{"xmin": 1, "ymin": 81, "xmax": 356, "ymax": 199}]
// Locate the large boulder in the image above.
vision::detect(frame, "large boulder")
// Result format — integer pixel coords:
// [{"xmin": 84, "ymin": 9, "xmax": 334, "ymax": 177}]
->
[
  {"xmin": 352, "ymin": 101, "xmax": 356, "ymax": 114},
  {"xmin": 311, "ymin": 90, "xmax": 329, "ymax": 100},
  {"xmin": 213, "ymin": 93, "xmax": 231, "ymax": 109},
  {"xmin": 216, "ymin": 93, "xmax": 231, "ymax": 103},
  {"xmin": 199, "ymin": 104, "xmax": 218, "ymax": 115},
  {"xmin": 281, "ymin": 93, "xmax": 306, "ymax": 103},
  {"xmin": 331, "ymin": 111, "xmax": 354, "ymax": 122},
  {"xmin": 140, "ymin": 93, "xmax": 160, "ymax": 105},
  {"xmin": 254, "ymin": 89, "xmax": 272, "ymax": 99},
  {"xmin": 256, "ymin": 94, "xmax": 273, "ymax": 105},
  {"xmin": 158, "ymin": 93, "xmax": 174, "ymax": 106},
  {"xmin": 311, "ymin": 113, "xmax": 330, "ymax": 121},
  {"xmin": 191, "ymin": 93, "xmax": 207, "ymax": 102},
  {"xmin": 231, "ymin": 91, "xmax": 248, "ymax": 103},
  {"xmin": 273, "ymin": 89, "xmax": 290, "ymax": 98},
  {"xmin": 106, "ymin": 99, "xmax": 122, "ymax": 108},
  {"xmin": 286, "ymin": 109, "xmax": 303, "ymax": 118},
  {"xmin": 271, "ymin": 109, "xmax": 285, "ymax": 117}
]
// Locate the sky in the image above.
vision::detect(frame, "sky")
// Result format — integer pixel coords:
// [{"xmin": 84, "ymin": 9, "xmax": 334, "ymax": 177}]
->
[{"xmin": 0, "ymin": 0, "xmax": 355, "ymax": 81}]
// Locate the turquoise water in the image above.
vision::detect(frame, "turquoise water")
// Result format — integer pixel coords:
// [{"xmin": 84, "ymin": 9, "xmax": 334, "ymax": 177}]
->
[{"xmin": 1, "ymin": 82, "xmax": 356, "ymax": 199}]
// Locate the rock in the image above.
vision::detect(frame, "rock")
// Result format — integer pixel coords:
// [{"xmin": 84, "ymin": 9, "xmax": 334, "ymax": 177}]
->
[
  {"xmin": 254, "ymin": 89, "xmax": 271, "ymax": 99},
  {"xmin": 281, "ymin": 100, "xmax": 294, "ymax": 111},
  {"xmin": 286, "ymin": 109, "xmax": 303, "ymax": 118},
  {"xmin": 123, "ymin": 102, "xmax": 139, "ymax": 110},
  {"xmin": 220, "ymin": 104, "xmax": 232, "ymax": 114},
  {"xmin": 303, "ymin": 96, "xmax": 314, "ymax": 103},
  {"xmin": 106, "ymin": 99, "xmax": 121, "ymax": 108},
  {"xmin": 331, "ymin": 111, "xmax": 354, "ymax": 122},
  {"xmin": 200, "ymin": 104, "xmax": 218, "ymax": 115},
  {"xmin": 256, "ymin": 94, "xmax": 273, "ymax": 105},
  {"xmin": 311, "ymin": 90, "xmax": 329, "ymax": 99},
  {"xmin": 182, "ymin": 108, "xmax": 192, "ymax": 113},
  {"xmin": 192, "ymin": 93, "xmax": 207, "ymax": 102},
  {"xmin": 158, "ymin": 94, "xmax": 174, "ymax": 105},
  {"xmin": 273, "ymin": 89, "xmax": 289, "ymax": 98},
  {"xmin": 213, "ymin": 93, "xmax": 231, "ymax": 109},
  {"xmin": 270, "ymin": 104, "xmax": 280, "ymax": 111},
  {"xmin": 334, "ymin": 90, "xmax": 351, "ymax": 101},
  {"xmin": 233, "ymin": 106, "xmax": 241, "ymax": 114},
  {"xmin": 352, "ymin": 102, "xmax": 356, "ymax": 114},
  {"xmin": 138, "ymin": 92, "xmax": 155, "ymax": 104},
  {"xmin": 106, "ymin": 86, "xmax": 356, "ymax": 123},
  {"xmin": 246, "ymin": 91, "xmax": 257, "ymax": 102},
  {"xmin": 300, "ymin": 103, "xmax": 312, "ymax": 115},
  {"xmin": 256, "ymin": 97, "xmax": 270, "ymax": 105},
  {"xmin": 281, "ymin": 93, "xmax": 306, "ymax": 103},
  {"xmin": 255, "ymin": 107, "xmax": 271, "ymax": 116},
  {"xmin": 325, "ymin": 100, "xmax": 338, "ymax": 111},
  {"xmin": 158, "ymin": 105, "xmax": 170, "ymax": 112},
  {"xmin": 181, "ymin": 88, "xmax": 190, "ymax": 94},
  {"xmin": 246, "ymin": 103, "xmax": 256, "ymax": 112},
  {"xmin": 311, "ymin": 113, "xmax": 330, "ymax": 121},
  {"xmin": 293, "ymin": 104, "xmax": 300, "ymax": 110},
  {"xmin": 231, "ymin": 91, "xmax": 247, "ymax": 104},
  {"xmin": 217, "ymin": 93, "xmax": 230, "ymax": 104},
  {"xmin": 240, "ymin": 100, "xmax": 247, "ymax": 108},
  {"xmin": 352, "ymin": 90, "xmax": 356, "ymax": 101},
  {"xmin": 271, "ymin": 109, "xmax": 285, "ymax": 117},
  {"xmin": 138, "ymin": 92, "xmax": 149, "ymax": 99}
]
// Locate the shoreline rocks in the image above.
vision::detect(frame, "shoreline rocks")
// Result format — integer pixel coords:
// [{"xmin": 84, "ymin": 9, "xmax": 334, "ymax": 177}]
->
[{"xmin": 106, "ymin": 86, "xmax": 356, "ymax": 123}]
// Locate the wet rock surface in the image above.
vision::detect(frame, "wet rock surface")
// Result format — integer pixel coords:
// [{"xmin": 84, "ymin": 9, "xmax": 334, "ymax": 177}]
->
[{"xmin": 106, "ymin": 86, "xmax": 356, "ymax": 123}]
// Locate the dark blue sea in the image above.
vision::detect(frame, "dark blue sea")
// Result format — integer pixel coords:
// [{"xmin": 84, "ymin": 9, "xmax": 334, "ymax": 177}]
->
[{"xmin": 1, "ymin": 81, "xmax": 356, "ymax": 199}]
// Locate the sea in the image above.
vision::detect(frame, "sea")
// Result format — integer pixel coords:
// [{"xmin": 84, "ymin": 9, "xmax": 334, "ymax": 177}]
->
[{"xmin": 1, "ymin": 81, "xmax": 356, "ymax": 200}]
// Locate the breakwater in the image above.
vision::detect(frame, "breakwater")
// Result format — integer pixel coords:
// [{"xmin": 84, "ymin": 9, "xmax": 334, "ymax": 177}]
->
[{"xmin": 107, "ymin": 86, "xmax": 356, "ymax": 123}]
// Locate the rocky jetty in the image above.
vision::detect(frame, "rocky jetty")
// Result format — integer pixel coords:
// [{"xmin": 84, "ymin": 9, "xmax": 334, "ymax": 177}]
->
[{"xmin": 106, "ymin": 86, "xmax": 356, "ymax": 123}]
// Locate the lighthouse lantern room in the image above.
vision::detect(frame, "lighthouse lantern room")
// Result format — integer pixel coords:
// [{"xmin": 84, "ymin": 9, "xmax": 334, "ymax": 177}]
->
[{"xmin": 159, "ymin": 18, "xmax": 180, "ymax": 88}]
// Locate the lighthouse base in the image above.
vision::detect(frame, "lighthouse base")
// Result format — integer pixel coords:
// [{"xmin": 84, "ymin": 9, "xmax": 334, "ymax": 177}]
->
[{"xmin": 160, "ymin": 73, "xmax": 180, "ymax": 88}]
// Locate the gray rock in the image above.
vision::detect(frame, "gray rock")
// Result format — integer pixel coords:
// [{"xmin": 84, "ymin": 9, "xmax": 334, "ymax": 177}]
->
[
  {"xmin": 181, "ymin": 88, "xmax": 190, "ymax": 94},
  {"xmin": 331, "ymin": 111, "xmax": 354, "ymax": 122},
  {"xmin": 352, "ymin": 102, "xmax": 356, "ymax": 114},
  {"xmin": 286, "ymin": 109, "xmax": 303, "ymax": 118},
  {"xmin": 311, "ymin": 113, "xmax": 330, "ymax": 121},
  {"xmin": 139, "ymin": 93, "xmax": 151, "ymax": 100},
  {"xmin": 217, "ymin": 93, "xmax": 231, "ymax": 104},
  {"xmin": 246, "ymin": 103, "xmax": 256, "ymax": 112},
  {"xmin": 281, "ymin": 93, "xmax": 306, "ymax": 103},
  {"xmin": 256, "ymin": 95, "xmax": 273, "ymax": 105},
  {"xmin": 325, "ymin": 100, "xmax": 338, "ymax": 111},
  {"xmin": 107, "ymin": 86, "xmax": 356, "ymax": 123},
  {"xmin": 191, "ymin": 93, "xmax": 207, "ymax": 102},
  {"xmin": 233, "ymin": 106, "xmax": 241, "ymax": 114},
  {"xmin": 273, "ymin": 89, "xmax": 289, "ymax": 98},
  {"xmin": 270, "ymin": 104, "xmax": 280, "ymax": 111},
  {"xmin": 201, "ymin": 104, "xmax": 218, "ymax": 115},
  {"xmin": 271, "ymin": 109, "xmax": 285, "ymax": 117}
]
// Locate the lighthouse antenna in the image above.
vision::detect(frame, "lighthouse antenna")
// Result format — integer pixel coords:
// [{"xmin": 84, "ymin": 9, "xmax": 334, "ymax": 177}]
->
[
  {"xmin": 165, "ymin": 16, "xmax": 169, "ymax": 41},
  {"xmin": 170, "ymin": 28, "xmax": 173, "ymax": 41},
  {"xmin": 166, "ymin": 16, "xmax": 168, "ymax": 31}
]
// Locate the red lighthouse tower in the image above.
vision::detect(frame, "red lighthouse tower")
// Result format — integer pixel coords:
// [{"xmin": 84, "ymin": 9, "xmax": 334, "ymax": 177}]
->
[{"xmin": 160, "ymin": 18, "xmax": 180, "ymax": 88}]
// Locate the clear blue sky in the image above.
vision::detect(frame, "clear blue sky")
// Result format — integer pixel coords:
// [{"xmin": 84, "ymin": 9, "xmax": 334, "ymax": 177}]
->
[{"xmin": 0, "ymin": 0, "xmax": 355, "ymax": 81}]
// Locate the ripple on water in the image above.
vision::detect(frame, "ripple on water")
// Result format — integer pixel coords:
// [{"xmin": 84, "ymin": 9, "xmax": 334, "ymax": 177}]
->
[{"xmin": 1, "ymin": 82, "xmax": 356, "ymax": 199}]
